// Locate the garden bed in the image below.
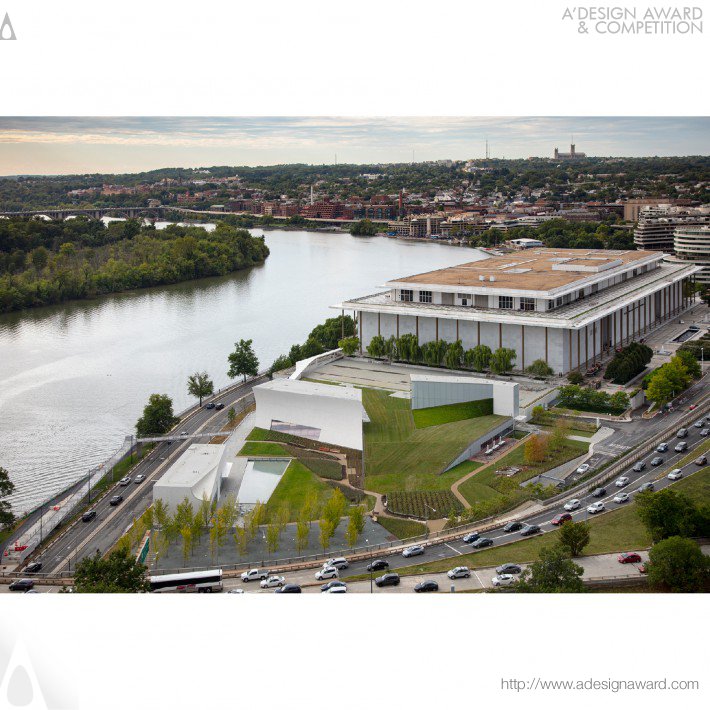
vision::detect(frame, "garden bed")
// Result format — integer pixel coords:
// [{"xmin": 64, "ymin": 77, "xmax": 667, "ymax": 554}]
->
[{"xmin": 386, "ymin": 490, "xmax": 463, "ymax": 518}]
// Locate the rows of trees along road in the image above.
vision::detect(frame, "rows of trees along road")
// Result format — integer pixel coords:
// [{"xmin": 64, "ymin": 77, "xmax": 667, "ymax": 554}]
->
[{"xmin": 0, "ymin": 217, "xmax": 269, "ymax": 313}]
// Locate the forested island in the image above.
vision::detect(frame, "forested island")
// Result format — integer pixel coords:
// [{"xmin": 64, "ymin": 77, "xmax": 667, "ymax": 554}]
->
[{"xmin": 0, "ymin": 218, "xmax": 269, "ymax": 313}]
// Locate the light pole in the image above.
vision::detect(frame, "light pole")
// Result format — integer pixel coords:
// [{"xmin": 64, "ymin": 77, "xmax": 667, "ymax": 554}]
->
[{"xmin": 423, "ymin": 503, "xmax": 436, "ymax": 538}]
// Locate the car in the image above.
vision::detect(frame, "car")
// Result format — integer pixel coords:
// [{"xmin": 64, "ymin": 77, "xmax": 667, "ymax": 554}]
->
[
  {"xmin": 181, "ymin": 431, "xmax": 188, "ymax": 436},
  {"xmin": 81, "ymin": 510, "xmax": 97, "ymax": 522},
  {"xmin": 275, "ymin": 584, "xmax": 301, "ymax": 594},
  {"xmin": 677, "ymin": 428, "xmax": 688, "ymax": 438},
  {"xmin": 638, "ymin": 481, "xmax": 655, "ymax": 492},
  {"xmin": 591, "ymin": 487, "xmax": 606, "ymax": 498},
  {"xmin": 315, "ymin": 566, "xmax": 339, "ymax": 581},
  {"xmin": 320, "ymin": 581, "xmax": 347, "ymax": 592},
  {"xmin": 325, "ymin": 557, "xmax": 349, "ymax": 570},
  {"xmin": 576, "ymin": 463, "xmax": 591, "ymax": 474},
  {"xmin": 650, "ymin": 456, "xmax": 664, "ymax": 466},
  {"xmin": 109, "ymin": 495, "xmax": 123, "ymax": 506},
  {"xmin": 462, "ymin": 532, "xmax": 480, "ymax": 544},
  {"xmin": 503, "ymin": 521, "xmax": 523, "ymax": 533},
  {"xmin": 260, "ymin": 575, "xmax": 285, "ymax": 589},
  {"xmin": 694, "ymin": 419, "xmax": 704, "ymax": 428},
  {"xmin": 134, "ymin": 474, "xmax": 146, "ymax": 484},
  {"xmin": 414, "ymin": 580, "xmax": 439, "ymax": 593},
  {"xmin": 675, "ymin": 442, "xmax": 688, "ymax": 452},
  {"xmin": 241, "ymin": 568, "xmax": 270, "ymax": 582},
  {"xmin": 613, "ymin": 492, "xmax": 630, "ymax": 504},
  {"xmin": 667, "ymin": 468, "xmax": 683, "ymax": 480},
  {"xmin": 495, "ymin": 563, "xmax": 522, "ymax": 575},
  {"xmin": 632, "ymin": 461, "xmax": 646, "ymax": 472},
  {"xmin": 227, "ymin": 589, "xmax": 245, "ymax": 594},
  {"xmin": 471, "ymin": 537, "xmax": 494, "ymax": 549},
  {"xmin": 214, "ymin": 402, "xmax": 225, "ymax": 410},
  {"xmin": 204, "ymin": 402, "xmax": 216, "ymax": 409},
  {"xmin": 618, "ymin": 552, "xmax": 642, "ymax": 564},
  {"xmin": 491, "ymin": 574, "xmax": 516, "ymax": 587},
  {"xmin": 587, "ymin": 501, "xmax": 605, "ymax": 514},
  {"xmin": 520, "ymin": 523, "xmax": 541, "ymax": 536},
  {"xmin": 9, "ymin": 579, "xmax": 35, "ymax": 592},
  {"xmin": 118, "ymin": 476, "xmax": 131, "ymax": 486},
  {"xmin": 615, "ymin": 477, "xmax": 629, "ymax": 488},
  {"xmin": 325, "ymin": 586, "xmax": 347, "ymax": 594},
  {"xmin": 694, "ymin": 454, "xmax": 708, "ymax": 466},
  {"xmin": 375, "ymin": 573, "xmax": 400, "ymax": 587},
  {"xmin": 447, "ymin": 566, "xmax": 471, "ymax": 579},
  {"xmin": 656, "ymin": 442, "xmax": 668, "ymax": 453},
  {"xmin": 402, "ymin": 545, "xmax": 425, "ymax": 558},
  {"xmin": 563, "ymin": 499, "xmax": 581, "ymax": 511},
  {"xmin": 700, "ymin": 429, "xmax": 710, "ymax": 437},
  {"xmin": 551, "ymin": 512, "xmax": 572, "ymax": 525},
  {"xmin": 24, "ymin": 562, "xmax": 42, "ymax": 574},
  {"xmin": 366, "ymin": 559, "xmax": 389, "ymax": 572},
  {"xmin": 638, "ymin": 563, "xmax": 648, "ymax": 574}
]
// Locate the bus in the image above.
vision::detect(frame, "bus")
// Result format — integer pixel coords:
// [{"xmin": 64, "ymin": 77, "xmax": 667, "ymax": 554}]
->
[{"xmin": 149, "ymin": 569, "xmax": 223, "ymax": 593}]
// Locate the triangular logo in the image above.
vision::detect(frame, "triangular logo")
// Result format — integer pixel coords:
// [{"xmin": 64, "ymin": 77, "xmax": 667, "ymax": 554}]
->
[
  {"xmin": 0, "ymin": 640, "xmax": 49, "ymax": 709},
  {"xmin": 0, "ymin": 13, "xmax": 17, "ymax": 40}
]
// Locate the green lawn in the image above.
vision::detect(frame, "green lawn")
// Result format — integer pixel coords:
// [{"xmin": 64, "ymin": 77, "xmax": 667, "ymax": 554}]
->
[
  {"xmin": 412, "ymin": 399, "xmax": 493, "ymax": 428},
  {"xmin": 238, "ymin": 441, "xmax": 292, "ymax": 457},
  {"xmin": 264, "ymin": 460, "xmax": 333, "ymax": 522},
  {"xmin": 458, "ymin": 438, "xmax": 589, "ymax": 507},
  {"xmin": 536, "ymin": 424, "xmax": 595, "ymax": 439},
  {"xmin": 376, "ymin": 515, "xmax": 427, "ymax": 540},
  {"xmin": 384, "ymin": 465, "xmax": 710, "ymax": 578},
  {"xmin": 363, "ymin": 388, "xmax": 503, "ymax": 493}
]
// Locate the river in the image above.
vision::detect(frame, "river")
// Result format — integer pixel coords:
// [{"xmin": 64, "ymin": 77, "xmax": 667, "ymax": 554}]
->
[{"xmin": 0, "ymin": 228, "xmax": 486, "ymax": 514}]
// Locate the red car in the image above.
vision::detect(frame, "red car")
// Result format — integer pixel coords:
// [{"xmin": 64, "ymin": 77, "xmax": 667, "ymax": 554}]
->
[
  {"xmin": 551, "ymin": 512, "xmax": 573, "ymax": 526},
  {"xmin": 618, "ymin": 552, "xmax": 642, "ymax": 564}
]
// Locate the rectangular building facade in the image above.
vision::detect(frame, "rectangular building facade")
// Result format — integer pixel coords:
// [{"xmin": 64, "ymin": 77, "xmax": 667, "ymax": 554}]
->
[{"xmin": 336, "ymin": 248, "xmax": 702, "ymax": 375}]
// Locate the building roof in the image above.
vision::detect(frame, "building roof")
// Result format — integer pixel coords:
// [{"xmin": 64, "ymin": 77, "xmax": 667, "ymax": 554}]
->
[
  {"xmin": 388, "ymin": 248, "xmax": 660, "ymax": 292},
  {"xmin": 256, "ymin": 378, "xmax": 363, "ymax": 402},
  {"xmin": 154, "ymin": 443, "xmax": 225, "ymax": 498}
]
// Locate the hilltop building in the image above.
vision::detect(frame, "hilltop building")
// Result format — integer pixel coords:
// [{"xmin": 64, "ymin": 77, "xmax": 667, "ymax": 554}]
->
[{"xmin": 554, "ymin": 144, "xmax": 586, "ymax": 160}]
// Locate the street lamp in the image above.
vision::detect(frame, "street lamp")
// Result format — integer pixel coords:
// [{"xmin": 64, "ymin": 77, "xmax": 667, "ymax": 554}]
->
[{"xmin": 423, "ymin": 503, "xmax": 436, "ymax": 538}]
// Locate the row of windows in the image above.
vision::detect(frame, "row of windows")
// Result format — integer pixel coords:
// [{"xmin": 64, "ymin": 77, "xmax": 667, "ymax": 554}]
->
[{"xmin": 399, "ymin": 289, "xmax": 432, "ymax": 303}]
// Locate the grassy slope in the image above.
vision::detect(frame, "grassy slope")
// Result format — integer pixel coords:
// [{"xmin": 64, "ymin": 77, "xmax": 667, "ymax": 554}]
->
[
  {"xmin": 412, "ymin": 399, "xmax": 493, "ymax": 428},
  {"xmin": 377, "ymin": 516, "xmax": 428, "ymax": 539},
  {"xmin": 458, "ymin": 438, "xmax": 589, "ymax": 506},
  {"xmin": 264, "ymin": 460, "xmax": 333, "ymax": 522},
  {"xmin": 238, "ymin": 441, "xmax": 292, "ymax": 457},
  {"xmin": 363, "ymin": 388, "xmax": 503, "ymax": 493},
  {"xmin": 389, "ymin": 466, "xmax": 710, "ymax": 576}
]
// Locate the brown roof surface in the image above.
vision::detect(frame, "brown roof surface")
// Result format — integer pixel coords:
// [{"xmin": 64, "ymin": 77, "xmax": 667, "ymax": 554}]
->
[{"xmin": 389, "ymin": 248, "xmax": 659, "ymax": 292}]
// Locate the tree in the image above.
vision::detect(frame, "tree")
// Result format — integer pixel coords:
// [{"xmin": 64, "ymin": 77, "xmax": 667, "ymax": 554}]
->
[
  {"xmin": 524, "ymin": 434, "xmax": 548, "ymax": 464},
  {"xmin": 227, "ymin": 406, "xmax": 236, "ymax": 423},
  {"xmin": 74, "ymin": 548, "xmax": 150, "ymax": 593},
  {"xmin": 444, "ymin": 340, "xmax": 465, "ymax": 370},
  {"xmin": 647, "ymin": 536, "xmax": 710, "ymax": 593},
  {"xmin": 180, "ymin": 526, "xmax": 193, "ymax": 564},
  {"xmin": 350, "ymin": 219, "xmax": 377, "ymax": 236},
  {"xmin": 490, "ymin": 347, "xmax": 516, "ymax": 375},
  {"xmin": 318, "ymin": 518, "xmax": 336, "ymax": 552},
  {"xmin": 266, "ymin": 522, "xmax": 281, "ymax": 554},
  {"xmin": 269, "ymin": 354, "xmax": 293, "ymax": 376},
  {"xmin": 645, "ymin": 371, "xmax": 676, "ymax": 406},
  {"xmin": 308, "ymin": 315, "xmax": 355, "ymax": 350},
  {"xmin": 558, "ymin": 521, "xmax": 590, "ymax": 557},
  {"xmin": 567, "ymin": 370, "xmax": 584, "ymax": 385},
  {"xmin": 515, "ymin": 546, "xmax": 585, "ymax": 593},
  {"xmin": 635, "ymin": 489, "xmax": 702, "ymax": 542},
  {"xmin": 675, "ymin": 349, "xmax": 702, "ymax": 379},
  {"xmin": 322, "ymin": 488, "xmax": 347, "ymax": 529},
  {"xmin": 187, "ymin": 371, "xmax": 214, "ymax": 406},
  {"xmin": 366, "ymin": 335, "xmax": 386, "ymax": 358},
  {"xmin": 233, "ymin": 525, "xmax": 248, "ymax": 556},
  {"xmin": 227, "ymin": 338, "xmax": 259, "ymax": 382},
  {"xmin": 0, "ymin": 466, "xmax": 16, "ymax": 530},
  {"xmin": 548, "ymin": 419, "xmax": 570, "ymax": 452},
  {"xmin": 135, "ymin": 393, "xmax": 179, "ymax": 438},
  {"xmin": 526, "ymin": 359, "xmax": 553, "ymax": 378},
  {"xmin": 345, "ymin": 505, "xmax": 366, "ymax": 547},
  {"xmin": 295, "ymin": 517, "xmax": 310, "ymax": 553},
  {"xmin": 338, "ymin": 336, "xmax": 360, "ymax": 356}
]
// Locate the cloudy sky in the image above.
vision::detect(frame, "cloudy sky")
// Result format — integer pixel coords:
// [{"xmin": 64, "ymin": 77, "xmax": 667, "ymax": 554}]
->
[{"xmin": 0, "ymin": 116, "xmax": 708, "ymax": 175}]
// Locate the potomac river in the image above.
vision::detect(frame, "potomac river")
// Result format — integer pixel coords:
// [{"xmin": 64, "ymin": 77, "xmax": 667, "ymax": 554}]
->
[{"xmin": 0, "ymin": 228, "xmax": 486, "ymax": 514}]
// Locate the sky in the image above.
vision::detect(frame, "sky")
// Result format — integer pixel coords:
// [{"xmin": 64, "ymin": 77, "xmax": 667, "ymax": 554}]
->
[{"xmin": 0, "ymin": 116, "xmax": 708, "ymax": 176}]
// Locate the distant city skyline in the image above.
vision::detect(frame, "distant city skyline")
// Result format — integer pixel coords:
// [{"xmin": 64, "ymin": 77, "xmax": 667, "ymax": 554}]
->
[{"xmin": 0, "ymin": 116, "xmax": 708, "ymax": 176}]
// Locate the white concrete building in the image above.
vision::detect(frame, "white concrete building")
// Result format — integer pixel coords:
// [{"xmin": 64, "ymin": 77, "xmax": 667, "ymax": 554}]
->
[
  {"xmin": 336, "ymin": 248, "xmax": 703, "ymax": 375},
  {"xmin": 153, "ymin": 443, "xmax": 226, "ymax": 511},
  {"xmin": 410, "ymin": 374, "xmax": 519, "ymax": 418},
  {"xmin": 253, "ymin": 379, "xmax": 368, "ymax": 450}
]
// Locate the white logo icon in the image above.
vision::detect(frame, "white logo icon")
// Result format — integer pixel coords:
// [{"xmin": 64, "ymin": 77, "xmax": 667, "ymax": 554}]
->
[
  {"xmin": 0, "ymin": 641, "xmax": 49, "ymax": 709},
  {"xmin": 0, "ymin": 12, "xmax": 17, "ymax": 40}
]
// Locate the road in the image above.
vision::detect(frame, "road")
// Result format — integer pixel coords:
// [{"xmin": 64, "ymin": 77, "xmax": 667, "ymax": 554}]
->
[{"xmin": 30, "ymin": 375, "xmax": 267, "ymax": 574}]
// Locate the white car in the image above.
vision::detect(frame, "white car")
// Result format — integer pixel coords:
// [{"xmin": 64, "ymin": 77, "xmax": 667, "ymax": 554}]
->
[
  {"xmin": 315, "ymin": 566, "xmax": 339, "ymax": 581},
  {"xmin": 241, "ymin": 568, "xmax": 270, "ymax": 582},
  {"xmin": 563, "ymin": 499, "xmax": 581, "ymax": 511},
  {"xmin": 613, "ymin": 492, "xmax": 630, "ymax": 504},
  {"xmin": 667, "ymin": 468, "xmax": 683, "ymax": 480},
  {"xmin": 118, "ymin": 476, "xmax": 131, "ymax": 486},
  {"xmin": 587, "ymin": 502, "xmax": 605, "ymax": 514},
  {"xmin": 134, "ymin": 474, "xmax": 146, "ymax": 484},
  {"xmin": 325, "ymin": 586, "xmax": 347, "ymax": 594},
  {"xmin": 447, "ymin": 566, "xmax": 471, "ymax": 580},
  {"xmin": 325, "ymin": 557, "xmax": 349, "ymax": 570},
  {"xmin": 492, "ymin": 574, "xmax": 516, "ymax": 587},
  {"xmin": 227, "ymin": 588, "xmax": 245, "ymax": 594},
  {"xmin": 576, "ymin": 464, "xmax": 591, "ymax": 475},
  {"xmin": 615, "ymin": 476, "xmax": 630, "ymax": 488},
  {"xmin": 260, "ymin": 575, "xmax": 285, "ymax": 589},
  {"xmin": 402, "ymin": 545, "xmax": 425, "ymax": 558}
]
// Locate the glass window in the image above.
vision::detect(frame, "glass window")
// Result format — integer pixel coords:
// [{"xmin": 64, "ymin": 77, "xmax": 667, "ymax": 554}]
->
[
  {"xmin": 400, "ymin": 289, "xmax": 413, "ymax": 302},
  {"xmin": 520, "ymin": 297, "xmax": 535, "ymax": 311},
  {"xmin": 419, "ymin": 290, "xmax": 432, "ymax": 303},
  {"xmin": 499, "ymin": 296, "xmax": 513, "ymax": 309}
]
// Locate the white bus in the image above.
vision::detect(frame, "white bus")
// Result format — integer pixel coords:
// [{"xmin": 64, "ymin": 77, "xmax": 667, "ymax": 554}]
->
[{"xmin": 150, "ymin": 569, "xmax": 223, "ymax": 593}]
